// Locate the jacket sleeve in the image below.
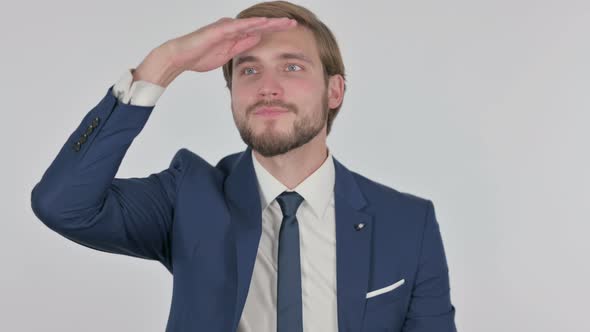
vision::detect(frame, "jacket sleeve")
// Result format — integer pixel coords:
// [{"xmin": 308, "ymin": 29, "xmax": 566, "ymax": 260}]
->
[
  {"xmin": 30, "ymin": 86, "xmax": 184, "ymax": 273},
  {"xmin": 402, "ymin": 200, "xmax": 457, "ymax": 331}
]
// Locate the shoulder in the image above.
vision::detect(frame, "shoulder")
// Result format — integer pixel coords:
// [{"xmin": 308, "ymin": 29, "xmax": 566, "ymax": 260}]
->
[
  {"xmin": 168, "ymin": 148, "xmax": 211, "ymax": 171},
  {"xmin": 350, "ymin": 170, "xmax": 433, "ymax": 219},
  {"xmin": 166, "ymin": 148, "xmax": 238, "ymax": 184},
  {"xmin": 167, "ymin": 148, "xmax": 249, "ymax": 179}
]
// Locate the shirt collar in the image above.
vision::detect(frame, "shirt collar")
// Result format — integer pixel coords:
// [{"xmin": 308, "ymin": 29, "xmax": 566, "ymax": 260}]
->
[{"xmin": 251, "ymin": 148, "xmax": 335, "ymax": 219}]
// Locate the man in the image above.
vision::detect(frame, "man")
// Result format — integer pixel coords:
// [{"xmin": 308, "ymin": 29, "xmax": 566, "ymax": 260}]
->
[{"xmin": 30, "ymin": 1, "xmax": 457, "ymax": 331}]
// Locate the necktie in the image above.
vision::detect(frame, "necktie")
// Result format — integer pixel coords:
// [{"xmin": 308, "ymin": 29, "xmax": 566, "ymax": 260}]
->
[{"xmin": 276, "ymin": 191, "xmax": 305, "ymax": 332}]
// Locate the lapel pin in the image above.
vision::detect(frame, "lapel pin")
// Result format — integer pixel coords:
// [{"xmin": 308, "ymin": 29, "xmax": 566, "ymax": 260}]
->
[{"xmin": 354, "ymin": 223, "xmax": 365, "ymax": 231}]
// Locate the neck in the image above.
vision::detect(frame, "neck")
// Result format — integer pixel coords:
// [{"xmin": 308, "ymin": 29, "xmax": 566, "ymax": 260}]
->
[{"xmin": 252, "ymin": 131, "xmax": 329, "ymax": 190}]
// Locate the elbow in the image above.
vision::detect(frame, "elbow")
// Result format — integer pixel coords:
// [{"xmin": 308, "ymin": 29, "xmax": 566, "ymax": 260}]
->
[{"xmin": 30, "ymin": 181, "xmax": 58, "ymax": 228}]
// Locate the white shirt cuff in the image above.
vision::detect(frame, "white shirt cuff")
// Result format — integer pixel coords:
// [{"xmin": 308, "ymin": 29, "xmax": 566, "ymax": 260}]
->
[{"xmin": 112, "ymin": 69, "xmax": 165, "ymax": 107}]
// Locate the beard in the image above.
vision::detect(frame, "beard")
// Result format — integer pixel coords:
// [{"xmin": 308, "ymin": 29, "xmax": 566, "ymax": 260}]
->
[{"xmin": 232, "ymin": 91, "xmax": 329, "ymax": 157}]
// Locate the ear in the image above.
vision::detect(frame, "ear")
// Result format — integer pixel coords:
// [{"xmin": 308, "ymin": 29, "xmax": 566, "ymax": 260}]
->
[{"xmin": 327, "ymin": 74, "xmax": 345, "ymax": 109}]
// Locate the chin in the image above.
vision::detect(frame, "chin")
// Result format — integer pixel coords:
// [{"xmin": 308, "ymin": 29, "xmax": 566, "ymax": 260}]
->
[
  {"xmin": 259, "ymin": 125, "xmax": 294, "ymax": 138},
  {"xmin": 253, "ymin": 122, "xmax": 291, "ymax": 134}
]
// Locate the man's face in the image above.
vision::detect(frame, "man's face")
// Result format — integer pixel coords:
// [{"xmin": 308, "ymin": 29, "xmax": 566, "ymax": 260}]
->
[{"xmin": 230, "ymin": 25, "xmax": 330, "ymax": 157}]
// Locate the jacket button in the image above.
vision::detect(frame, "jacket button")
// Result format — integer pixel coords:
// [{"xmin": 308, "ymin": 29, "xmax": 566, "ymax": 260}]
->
[
  {"xmin": 79, "ymin": 134, "xmax": 87, "ymax": 144},
  {"xmin": 91, "ymin": 117, "xmax": 100, "ymax": 128},
  {"xmin": 85, "ymin": 126, "xmax": 94, "ymax": 135},
  {"xmin": 73, "ymin": 141, "xmax": 81, "ymax": 151}
]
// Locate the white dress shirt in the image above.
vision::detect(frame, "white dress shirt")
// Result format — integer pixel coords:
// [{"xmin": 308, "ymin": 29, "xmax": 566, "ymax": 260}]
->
[{"xmin": 112, "ymin": 69, "xmax": 339, "ymax": 331}]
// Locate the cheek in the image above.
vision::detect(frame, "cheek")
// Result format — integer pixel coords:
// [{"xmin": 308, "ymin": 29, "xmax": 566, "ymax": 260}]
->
[
  {"xmin": 293, "ymin": 80, "xmax": 327, "ymax": 106},
  {"xmin": 230, "ymin": 90, "xmax": 251, "ymax": 113},
  {"xmin": 287, "ymin": 76, "xmax": 315, "ymax": 90},
  {"xmin": 284, "ymin": 79, "xmax": 320, "ymax": 101}
]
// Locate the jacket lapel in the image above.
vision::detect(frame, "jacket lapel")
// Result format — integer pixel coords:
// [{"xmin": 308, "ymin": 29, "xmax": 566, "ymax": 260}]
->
[
  {"xmin": 223, "ymin": 147, "xmax": 263, "ymax": 332},
  {"xmin": 333, "ymin": 156, "xmax": 374, "ymax": 332}
]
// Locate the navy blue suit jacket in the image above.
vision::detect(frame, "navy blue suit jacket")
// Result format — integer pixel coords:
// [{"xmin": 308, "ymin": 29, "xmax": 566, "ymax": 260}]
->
[{"xmin": 31, "ymin": 86, "xmax": 457, "ymax": 331}]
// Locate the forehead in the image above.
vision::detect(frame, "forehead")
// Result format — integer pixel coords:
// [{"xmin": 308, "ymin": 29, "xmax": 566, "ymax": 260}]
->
[{"xmin": 233, "ymin": 25, "xmax": 320, "ymax": 67}]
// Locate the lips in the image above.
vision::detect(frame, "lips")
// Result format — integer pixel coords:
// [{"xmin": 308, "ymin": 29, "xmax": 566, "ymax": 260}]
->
[{"xmin": 253, "ymin": 107, "xmax": 289, "ymax": 116}]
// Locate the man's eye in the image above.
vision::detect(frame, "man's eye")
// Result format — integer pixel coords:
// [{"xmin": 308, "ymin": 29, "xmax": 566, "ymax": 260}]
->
[
  {"xmin": 242, "ymin": 67, "xmax": 257, "ymax": 75},
  {"xmin": 286, "ymin": 64, "xmax": 302, "ymax": 72}
]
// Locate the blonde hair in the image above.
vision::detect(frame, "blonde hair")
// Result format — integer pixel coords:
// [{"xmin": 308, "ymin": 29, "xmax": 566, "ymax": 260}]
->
[{"xmin": 222, "ymin": 1, "xmax": 346, "ymax": 135}]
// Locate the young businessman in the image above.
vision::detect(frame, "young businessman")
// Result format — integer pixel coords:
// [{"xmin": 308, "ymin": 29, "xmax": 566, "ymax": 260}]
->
[{"xmin": 31, "ymin": 1, "xmax": 457, "ymax": 331}]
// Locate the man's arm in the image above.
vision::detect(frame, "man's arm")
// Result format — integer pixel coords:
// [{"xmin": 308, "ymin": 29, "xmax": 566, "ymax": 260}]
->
[
  {"xmin": 30, "ymin": 16, "xmax": 299, "ymax": 272},
  {"xmin": 402, "ymin": 200, "xmax": 457, "ymax": 331},
  {"xmin": 30, "ymin": 82, "xmax": 184, "ymax": 272},
  {"xmin": 30, "ymin": 44, "xmax": 182, "ymax": 271}
]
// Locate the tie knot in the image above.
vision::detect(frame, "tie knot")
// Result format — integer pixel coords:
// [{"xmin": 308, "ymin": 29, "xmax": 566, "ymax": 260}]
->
[{"xmin": 276, "ymin": 191, "xmax": 304, "ymax": 218}]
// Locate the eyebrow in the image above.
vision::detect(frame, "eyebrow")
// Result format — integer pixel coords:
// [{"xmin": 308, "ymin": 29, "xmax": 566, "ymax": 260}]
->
[{"xmin": 234, "ymin": 52, "xmax": 314, "ymax": 68}]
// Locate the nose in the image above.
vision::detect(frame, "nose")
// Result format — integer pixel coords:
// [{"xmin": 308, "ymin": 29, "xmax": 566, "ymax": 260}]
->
[{"xmin": 257, "ymin": 72, "xmax": 284, "ymax": 98}]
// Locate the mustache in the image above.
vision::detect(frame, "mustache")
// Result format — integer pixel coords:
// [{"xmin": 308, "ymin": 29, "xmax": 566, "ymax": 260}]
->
[{"xmin": 247, "ymin": 99, "xmax": 298, "ymax": 114}]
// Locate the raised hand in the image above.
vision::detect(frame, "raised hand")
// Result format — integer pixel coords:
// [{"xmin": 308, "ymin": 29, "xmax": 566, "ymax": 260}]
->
[
  {"xmin": 169, "ymin": 16, "xmax": 297, "ymax": 73},
  {"xmin": 134, "ymin": 17, "xmax": 298, "ymax": 87}
]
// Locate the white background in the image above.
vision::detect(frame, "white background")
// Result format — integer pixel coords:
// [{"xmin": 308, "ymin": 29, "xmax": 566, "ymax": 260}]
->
[{"xmin": 2, "ymin": 0, "xmax": 589, "ymax": 331}]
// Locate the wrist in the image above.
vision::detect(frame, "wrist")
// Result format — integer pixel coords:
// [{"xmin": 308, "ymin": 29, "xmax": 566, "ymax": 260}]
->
[{"xmin": 134, "ymin": 43, "xmax": 183, "ymax": 88}]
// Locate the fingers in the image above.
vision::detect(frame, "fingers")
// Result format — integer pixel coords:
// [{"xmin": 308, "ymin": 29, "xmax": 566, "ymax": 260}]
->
[
  {"xmin": 221, "ymin": 17, "xmax": 268, "ymax": 35},
  {"xmin": 222, "ymin": 17, "xmax": 297, "ymax": 38},
  {"xmin": 230, "ymin": 34, "xmax": 264, "ymax": 57},
  {"xmin": 227, "ymin": 18, "xmax": 297, "ymax": 58},
  {"xmin": 243, "ymin": 17, "xmax": 297, "ymax": 35}
]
